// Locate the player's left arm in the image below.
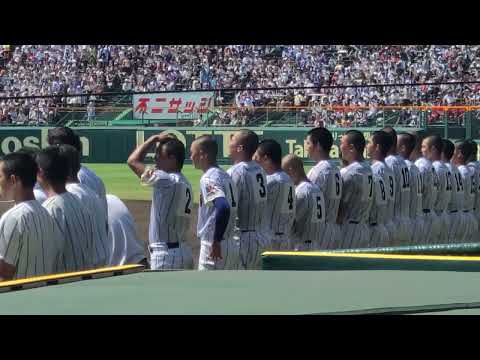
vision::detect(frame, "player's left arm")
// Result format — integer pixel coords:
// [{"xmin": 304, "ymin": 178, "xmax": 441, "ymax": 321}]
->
[
  {"xmin": 0, "ymin": 216, "xmax": 21, "ymax": 281},
  {"xmin": 127, "ymin": 133, "xmax": 177, "ymax": 178}
]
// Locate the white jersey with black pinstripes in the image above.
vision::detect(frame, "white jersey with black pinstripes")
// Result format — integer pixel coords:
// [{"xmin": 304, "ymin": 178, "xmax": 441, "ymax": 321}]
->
[
  {"xmin": 369, "ymin": 161, "xmax": 389, "ymax": 225},
  {"xmin": 459, "ymin": 165, "xmax": 475, "ymax": 211},
  {"xmin": 445, "ymin": 163, "xmax": 463, "ymax": 213},
  {"xmin": 42, "ymin": 192, "xmax": 96, "ymax": 272},
  {"xmin": 339, "ymin": 161, "xmax": 373, "ymax": 224},
  {"xmin": 0, "ymin": 200, "xmax": 64, "ymax": 279},
  {"xmin": 467, "ymin": 162, "xmax": 480, "ymax": 212},
  {"xmin": 432, "ymin": 161, "xmax": 452, "ymax": 213},
  {"xmin": 404, "ymin": 160, "xmax": 423, "ymax": 218},
  {"xmin": 140, "ymin": 168, "xmax": 193, "ymax": 247},
  {"xmin": 385, "ymin": 155, "xmax": 411, "ymax": 218},
  {"xmin": 307, "ymin": 160, "xmax": 342, "ymax": 223},
  {"xmin": 66, "ymin": 182, "xmax": 109, "ymax": 267},
  {"xmin": 78, "ymin": 166, "xmax": 108, "ymax": 222},
  {"xmin": 197, "ymin": 166, "xmax": 237, "ymax": 242},
  {"xmin": 291, "ymin": 181, "xmax": 325, "ymax": 245},
  {"xmin": 415, "ymin": 157, "xmax": 437, "ymax": 211},
  {"xmin": 227, "ymin": 161, "xmax": 268, "ymax": 231},
  {"xmin": 265, "ymin": 171, "xmax": 295, "ymax": 237}
]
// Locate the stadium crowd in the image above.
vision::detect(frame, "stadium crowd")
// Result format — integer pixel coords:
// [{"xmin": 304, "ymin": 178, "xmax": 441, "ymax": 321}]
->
[{"xmin": 0, "ymin": 45, "xmax": 479, "ymax": 126}]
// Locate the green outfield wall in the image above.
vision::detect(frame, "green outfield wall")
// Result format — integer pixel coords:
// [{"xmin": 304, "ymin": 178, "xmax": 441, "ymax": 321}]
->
[{"xmin": 0, "ymin": 126, "xmax": 430, "ymax": 164}]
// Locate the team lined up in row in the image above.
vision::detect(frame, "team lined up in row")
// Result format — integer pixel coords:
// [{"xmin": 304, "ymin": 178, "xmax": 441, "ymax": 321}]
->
[{"xmin": 127, "ymin": 127, "xmax": 480, "ymax": 271}]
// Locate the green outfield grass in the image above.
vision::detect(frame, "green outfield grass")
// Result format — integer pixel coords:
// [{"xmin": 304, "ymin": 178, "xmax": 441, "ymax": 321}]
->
[{"xmin": 87, "ymin": 163, "xmax": 312, "ymax": 202}]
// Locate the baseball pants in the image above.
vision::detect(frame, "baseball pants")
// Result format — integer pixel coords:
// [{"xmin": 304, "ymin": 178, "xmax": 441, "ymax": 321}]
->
[
  {"xmin": 422, "ymin": 211, "xmax": 442, "ymax": 244},
  {"xmin": 388, "ymin": 217, "xmax": 412, "ymax": 246},
  {"xmin": 462, "ymin": 212, "xmax": 479, "ymax": 243},
  {"xmin": 434, "ymin": 210, "xmax": 450, "ymax": 244},
  {"xmin": 410, "ymin": 217, "xmax": 426, "ymax": 246},
  {"xmin": 198, "ymin": 238, "xmax": 240, "ymax": 270},
  {"xmin": 270, "ymin": 233, "xmax": 291, "ymax": 251},
  {"xmin": 149, "ymin": 243, "xmax": 194, "ymax": 270},
  {"xmin": 447, "ymin": 212, "xmax": 466, "ymax": 243},
  {"xmin": 368, "ymin": 224, "xmax": 390, "ymax": 248},
  {"xmin": 320, "ymin": 222, "xmax": 341, "ymax": 250},
  {"xmin": 340, "ymin": 222, "xmax": 370, "ymax": 249},
  {"xmin": 238, "ymin": 231, "xmax": 270, "ymax": 270}
]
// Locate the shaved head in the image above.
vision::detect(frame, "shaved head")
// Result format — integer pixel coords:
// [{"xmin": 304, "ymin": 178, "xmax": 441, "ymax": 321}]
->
[
  {"xmin": 281, "ymin": 154, "xmax": 306, "ymax": 184},
  {"xmin": 235, "ymin": 129, "xmax": 259, "ymax": 157}
]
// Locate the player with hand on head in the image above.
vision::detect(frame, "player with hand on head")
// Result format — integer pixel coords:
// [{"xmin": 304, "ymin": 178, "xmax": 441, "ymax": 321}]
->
[
  {"xmin": 253, "ymin": 139, "xmax": 295, "ymax": 250},
  {"xmin": 337, "ymin": 130, "xmax": 373, "ymax": 249},
  {"xmin": 37, "ymin": 146, "xmax": 97, "ymax": 272},
  {"xmin": 128, "ymin": 133, "xmax": 194, "ymax": 270},
  {"xmin": 453, "ymin": 140, "xmax": 478, "ymax": 242},
  {"xmin": 382, "ymin": 126, "xmax": 412, "ymax": 246},
  {"xmin": 0, "ymin": 152, "xmax": 64, "ymax": 280},
  {"xmin": 190, "ymin": 135, "xmax": 239, "ymax": 270},
  {"xmin": 282, "ymin": 154, "xmax": 325, "ymax": 251},
  {"xmin": 227, "ymin": 129, "xmax": 268, "ymax": 269},
  {"xmin": 442, "ymin": 139, "xmax": 466, "ymax": 243},
  {"xmin": 366, "ymin": 131, "xmax": 394, "ymax": 247},
  {"xmin": 305, "ymin": 127, "xmax": 342, "ymax": 249},
  {"xmin": 397, "ymin": 133, "xmax": 426, "ymax": 245},
  {"xmin": 59, "ymin": 144, "xmax": 110, "ymax": 267},
  {"xmin": 47, "ymin": 126, "xmax": 108, "ymax": 219}
]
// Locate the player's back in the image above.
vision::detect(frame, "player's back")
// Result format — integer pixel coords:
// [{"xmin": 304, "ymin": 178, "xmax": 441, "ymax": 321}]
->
[
  {"xmin": 340, "ymin": 161, "xmax": 373, "ymax": 224},
  {"xmin": 0, "ymin": 200, "xmax": 64, "ymax": 279},
  {"xmin": 227, "ymin": 161, "xmax": 267, "ymax": 231},
  {"xmin": 385, "ymin": 155, "xmax": 411, "ymax": 218},
  {"xmin": 446, "ymin": 163, "xmax": 463, "ymax": 213},
  {"xmin": 370, "ymin": 161, "xmax": 389, "ymax": 225},
  {"xmin": 66, "ymin": 182, "xmax": 109, "ymax": 266},
  {"xmin": 467, "ymin": 161, "xmax": 480, "ymax": 214},
  {"xmin": 141, "ymin": 169, "xmax": 193, "ymax": 247},
  {"xmin": 404, "ymin": 159, "xmax": 423, "ymax": 218},
  {"xmin": 78, "ymin": 165, "xmax": 108, "ymax": 219},
  {"xmin": 415, "ymin": 157, "xmax": 437, "ymax": 212},
  {"xmin": 106, "ymin": 194, "xmax": 146, "ymax": 266},
  {"xmin": 292, "ymin": 181, "xmax": 325, "ymax": 245},
  {"xmin": 307, "ymin": 160, "xmax": 342, "ymax": 224},
  {"xmin": 432, "ymin": 160, "xmax": 452, "ymax": 213},
  {"xmin": 265, "ymin": 170, "xmax": 295, "ymax": 237},
  {"xmin": 198, "ymin": 166, "xmax": 237, "ymax": 242},
  {"xmin": 458, "ymin": 165, "xmax": 475, "ymax": 211},
  {"xmin": 42, "ymin": 192, "xmax": 96, "ymax": 272}
]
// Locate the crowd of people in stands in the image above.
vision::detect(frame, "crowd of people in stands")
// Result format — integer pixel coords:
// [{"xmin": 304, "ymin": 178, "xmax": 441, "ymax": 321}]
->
[{"xmin": 0, "ymin": 45, "xmax": 479, "ymax": 126}]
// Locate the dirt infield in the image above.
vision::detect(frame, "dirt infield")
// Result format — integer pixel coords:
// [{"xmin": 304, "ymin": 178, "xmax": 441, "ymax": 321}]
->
[{"xmin": 124, "ymin": 200, "xmax": 201, "ymax": 268}]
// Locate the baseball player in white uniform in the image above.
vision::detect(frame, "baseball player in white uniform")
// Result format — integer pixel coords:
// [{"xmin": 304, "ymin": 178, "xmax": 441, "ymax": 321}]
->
[
  {"xmin": 253, "ymin": 139, "xmax": 295, "ymax": 250},
  {"xmin": 416, "ymin": 136, "xmax": 442, "ymax": 244},
  {"xmin": 467, "ymin": 140, "xmax": 480, "ymax": 241},
  {"xmin": 16, "ymin": 148, "xmax": 49, "ymax": 204},
  {"xmin": 305, "ymin": 127, "xmax": 342, "ymax": 249},
  {"xmin": 366, "ymin": 131, "xmax": 394, "ymax": 247},
  {"xmin": 337, "ymin": 130, "xmax": 373, "ymax": 249},
  {"xmin": 190, "ymin": 135, "xmax": 239, "ymax": 270},
  {"xmin": 227, "ymin": 130, "xmax": 269, "ymax": 269},
  {"xmin": 59, "ymin": 144, "xmax": 110, "ymax": 267},
  {"xmin": 382, "ymin": 127, "xmax": 412, "ymax": 246},
  {"xmin": 442, "ymin": 139, "xmax": 466, "ymax": 243},
  {"xmin": 397, "ymin": 133, "xmax": 425, "ymax": 245},
  {"xmin": 454, "ymin": 140, "xmax": 478, "ymax": 242},
  {"xmin": 282, "ymin": 155, "xmax": 325, "ymax": 251},
  {"xmin": 47, "ymin": 126, "xmax": 108, "ymax": 219},
  {"xmin": 128, "ymin": 133, "xmax": 194, "ymax": 270},
  {"xmin": 36, "ymin": 146, "xmax": 97, "ymax": 272},
  {"xmin": 0, "ymin": 152, "xmax": 64, "ymax": 280},
  {"xmin": 106, "ymin": 194, "xmax": 148, "ymax": 266}
]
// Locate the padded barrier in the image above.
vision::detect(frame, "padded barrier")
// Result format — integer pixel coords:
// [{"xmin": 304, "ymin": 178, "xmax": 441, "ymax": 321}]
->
[{"xmin": 261, "ymin": 250, "xmax": 480, "ymax": 271}]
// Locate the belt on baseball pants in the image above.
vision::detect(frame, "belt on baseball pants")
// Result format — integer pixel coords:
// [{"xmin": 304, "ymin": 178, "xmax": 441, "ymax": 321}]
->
[
  {"xmin": 149, "ymin": 242, "xmax": 180, "ymax": 251},
  {"xmin": 464, "ymin": 210, "xmax": 470, "ymax": 213},
  {"xmin": 304, "ymin": 240, "xmax": 312, "ymax": 244},
  {"xmin": 241, "ymin": 230, "xmax": 256, "ymax": 233},
  {"xmin": 349, "ymin": 220, "xmax": 359, "ymax": 224},
  {"xmin": 369, "ymin": 223, "xmax": 377, "ymax": 226},
  {"xmin": 423, "ymin": 209, "xmax": 431, "ymax": 214},
  {"xmin": 274, "ymin": 232, "xmax": 284, "ymax": 236},
  {"xmin": 450, "ymin": 210, "xmax": 458, "ymax": 213}
]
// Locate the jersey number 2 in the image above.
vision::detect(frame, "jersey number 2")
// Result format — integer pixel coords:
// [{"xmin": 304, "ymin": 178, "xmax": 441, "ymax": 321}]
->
[{"xmin": 184, "ymin": 188, "xmax": 192, "ymax": 214}]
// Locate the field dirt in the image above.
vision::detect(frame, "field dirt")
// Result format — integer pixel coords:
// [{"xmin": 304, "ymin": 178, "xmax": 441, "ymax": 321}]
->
[{"xmin": 124, "ymin": 200, "xmax": 201, "ymax": 268}]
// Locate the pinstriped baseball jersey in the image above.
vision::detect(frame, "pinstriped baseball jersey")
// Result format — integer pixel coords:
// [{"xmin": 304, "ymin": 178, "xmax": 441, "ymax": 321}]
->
[
  {"xmin": 415, "ymin": 157, "xmax": 437, "ymax": 211},
  {"xmin": 66, "ymin": 182, "xmax": 109, "ymax": 267},
  {"xmin": 227, "ymin": 161, "xmax": 268, "ymax": 231},
  {"xmin": 339, "ymin": 161, "xmax": 373, "ymax": 224},
  {"xmin": 42, "ymin": 192, "xmax": 96, "ymax": 272},
  {"xmin": 307, "ymin": 160, "xmax": 342, "ymax": 224},
  {"xmin": 467, "ymin": 162, "xmax": 480, "ymax": 211},
  {"xmin": 385, "ymin": 155, "xmax": 411, "ymax": 218},
  {"xmin": 446, "ymin": 163, "xmax": 464, "ymax": 212},
  {"xmin": 459, "ymin": 165, "xmax": 475, "ymax": 211},
  {"xmin": 78, "ymin": 165, "xmax": 108, "ymax": 221},
  {"xmin": 265, "ymin": 171, "xmax": 295, "ymax": 237},
  {"xmin": 197, "ymin": 166, "xmax": 237, "ymax": 242},
  {"xmin": 382, "ymin": 163, "xmax": 396, "ymax": 221},
  {"xmin": 432, "ymin": 161, "xmax": 452, "ymax": 212},
  {"xmin": 404, "ymin": 159, "xmax": 423, "ymax": 217},
  {"xmin": 0, "ymin": 200, "xmax": 64, "ymax": 279},
  {"xmin": 141, "ymin": 168, "xmax": 193, "ymax": 246},
  {"xmin": 369, "ymin": 161, "xmax": 389, "ymax": 225},
  {"xmin": 291, "ymin": 181, "xmax": 325, "ymax": 244}
]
